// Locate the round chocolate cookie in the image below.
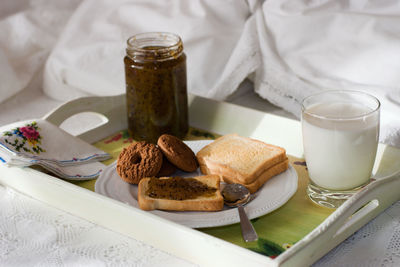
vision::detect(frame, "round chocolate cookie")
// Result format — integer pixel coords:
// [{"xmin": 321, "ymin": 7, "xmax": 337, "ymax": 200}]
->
[
  {"xmin": 116, "ymin": 141, "xmax": 162, "ymax": 184},
  {"xmin": 157, "ymin": 134, "xmax": 198, "ymax": 172},
  {"xmin": 156, "ymin": 156, "xmax": 177, "ymax": 177}
]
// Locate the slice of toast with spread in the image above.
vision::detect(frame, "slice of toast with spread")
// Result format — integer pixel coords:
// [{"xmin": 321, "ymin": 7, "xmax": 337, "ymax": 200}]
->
[{"xmin": 138, "ymin": 175, "xmax": 224, "ymax": 211}]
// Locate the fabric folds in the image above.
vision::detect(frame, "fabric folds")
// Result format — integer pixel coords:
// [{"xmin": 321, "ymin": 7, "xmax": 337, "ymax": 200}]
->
[{"xmin": 1, "ymin": 0, "xmax": 400, "ymax": 146}]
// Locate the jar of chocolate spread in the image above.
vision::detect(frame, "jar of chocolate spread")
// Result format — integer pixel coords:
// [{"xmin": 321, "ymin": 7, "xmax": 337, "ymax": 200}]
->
[{"xmin": 124, "ymin": 32, "xmax": 189, "ymax": 143}]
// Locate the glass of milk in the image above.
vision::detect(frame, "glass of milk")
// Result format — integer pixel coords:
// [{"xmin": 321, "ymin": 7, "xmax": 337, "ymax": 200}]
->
[{"xmin": 301, "ymin": 90, "xmax": 380, "ymax": 208}]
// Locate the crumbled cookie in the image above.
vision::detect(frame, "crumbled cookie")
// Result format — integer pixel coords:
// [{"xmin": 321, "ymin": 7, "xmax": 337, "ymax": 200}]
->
[
  {"xmin": 116, "ymin": 141, "xmax": 162, "ymax": 184},
  {"xmin": 156, "ymin": 155, "xmax": 177, "ymax": 177}
]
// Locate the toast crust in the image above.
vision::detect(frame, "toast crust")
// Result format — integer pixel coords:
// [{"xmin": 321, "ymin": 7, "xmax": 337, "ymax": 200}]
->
[
  {"xmin": 197, "ymin": 134, "xmax": 286, "ymax": 184},
  {"xmin": 221, "ymin": 159, "xmax": 289, "ymax": 193},
  {"xmin": 138, "ymin": 175, "xmax": 224, "ymax": 211}
]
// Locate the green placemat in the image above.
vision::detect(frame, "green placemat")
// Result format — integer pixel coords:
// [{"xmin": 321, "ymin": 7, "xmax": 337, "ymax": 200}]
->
[{"xmin": 73, "ymin": 128, "xmax": 333, "ymax": 258}]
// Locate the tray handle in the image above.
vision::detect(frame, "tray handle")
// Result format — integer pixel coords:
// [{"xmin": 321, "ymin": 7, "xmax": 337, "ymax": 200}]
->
[
  {"xmin": 42, "ymin": 94, "xmax": 127, "ymax": 143},
  {"xmin": 277, "ymin": 172, "xmax": 400, "ymax": 266}
]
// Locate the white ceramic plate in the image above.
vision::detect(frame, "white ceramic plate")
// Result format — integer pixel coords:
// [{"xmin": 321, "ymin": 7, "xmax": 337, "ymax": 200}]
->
[{"xmin": 95, "ymin": 140, "xmax": 298, "ymax": 228}]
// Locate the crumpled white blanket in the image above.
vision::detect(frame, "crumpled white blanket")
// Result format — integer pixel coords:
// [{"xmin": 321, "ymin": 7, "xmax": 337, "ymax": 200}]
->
[{"xmin": 1, "ymin": 0, "xmax": 400, "ymax": 146}]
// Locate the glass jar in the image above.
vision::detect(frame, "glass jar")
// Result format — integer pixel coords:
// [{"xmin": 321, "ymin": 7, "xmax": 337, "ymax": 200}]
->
[{"xmin": 124, "ymin": 32, "xmax": 188, "ymax": 143}]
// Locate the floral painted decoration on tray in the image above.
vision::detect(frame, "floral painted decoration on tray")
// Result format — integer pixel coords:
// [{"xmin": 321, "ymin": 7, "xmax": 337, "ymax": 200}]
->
[
  {"xmin": 103, "ymin": 130, "xmax": 133, "ymax": 144},
  {"xmin": 3, "ymin": 121, "xmax": 45, "ymax": 154},
  {"xmin": 249, "ymin": 238, "xmax": 288, "ymax": 258}
]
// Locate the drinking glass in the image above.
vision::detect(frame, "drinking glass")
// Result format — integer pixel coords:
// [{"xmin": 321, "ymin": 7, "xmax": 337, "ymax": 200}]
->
[{"xmin": 301, "ymin": 90, "xmax": 380, "ymax": 208}]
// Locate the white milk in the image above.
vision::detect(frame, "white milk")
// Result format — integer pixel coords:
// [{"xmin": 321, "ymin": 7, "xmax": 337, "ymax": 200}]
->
[{"xmin": 302, "ymin": 102, "xmax": 379, "ymax": 190}]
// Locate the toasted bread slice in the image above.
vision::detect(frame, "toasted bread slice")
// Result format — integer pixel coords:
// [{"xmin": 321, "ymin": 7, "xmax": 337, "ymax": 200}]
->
[
  {"xmin": 222, "ymin": 159, "xmax": 289, "ymax": 193},
  {"xmin": 138, "ymin": 175, "xmax": 224, "ymax": 211},
  {"xmin": 197, "ymin": 134, "xmax": 287, "ymax": 184}
]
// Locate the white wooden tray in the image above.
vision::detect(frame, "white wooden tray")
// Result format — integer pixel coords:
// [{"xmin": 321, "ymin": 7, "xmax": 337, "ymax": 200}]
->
[{"xmin": 0, "ymin": 94, "xmax": 399, "ymax": 267}]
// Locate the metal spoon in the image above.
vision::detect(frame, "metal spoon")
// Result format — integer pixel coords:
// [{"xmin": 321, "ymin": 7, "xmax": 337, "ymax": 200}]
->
[{"xmin": 222, "ymin": 183, "xmax": 258, "ymax": 242}]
